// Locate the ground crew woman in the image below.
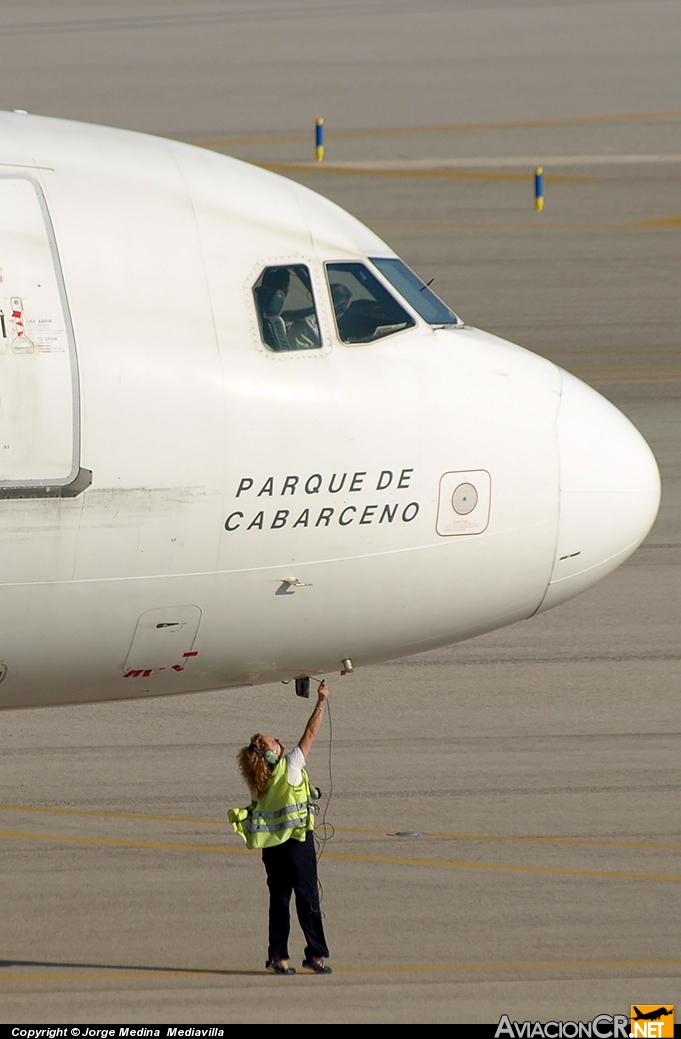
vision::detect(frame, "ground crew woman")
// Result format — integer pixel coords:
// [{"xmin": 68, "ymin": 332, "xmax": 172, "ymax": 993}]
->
[{"xmin": 229, "ymin": 681, "xmax": 331, "ymax": 975}]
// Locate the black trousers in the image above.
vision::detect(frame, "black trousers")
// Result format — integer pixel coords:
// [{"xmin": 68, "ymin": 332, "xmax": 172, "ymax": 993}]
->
[{"xmin": 261, "ymin": 831, "xmax": 330, "ymax": 962}]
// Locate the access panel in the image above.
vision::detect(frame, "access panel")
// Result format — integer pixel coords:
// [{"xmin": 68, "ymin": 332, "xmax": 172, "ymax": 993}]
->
[{"xmin": 123, "ymin": 605, "xmax": 202, "ymax": 679}]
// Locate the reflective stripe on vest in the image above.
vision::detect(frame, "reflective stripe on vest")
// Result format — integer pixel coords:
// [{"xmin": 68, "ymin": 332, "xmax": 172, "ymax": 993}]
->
[
  {"xmin": 253, "ymin": 801, "xmax": 309, "ymax": 820},
  {"xmin": 244, "ymin": 800, "xmax": 309, "ymax": 833},
  {"xmin": 229, "ymin": 755, "xmax": 314, "ymax": 849}
]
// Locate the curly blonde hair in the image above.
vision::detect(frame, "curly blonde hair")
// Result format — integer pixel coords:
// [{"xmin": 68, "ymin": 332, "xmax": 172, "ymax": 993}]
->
[{"xmin": 237, "ymin": 733, "xmax": 274, "ymax": 798}]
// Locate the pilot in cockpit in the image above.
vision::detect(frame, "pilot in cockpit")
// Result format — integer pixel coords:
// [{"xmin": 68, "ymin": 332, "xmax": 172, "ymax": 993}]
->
[{"xmin": 255, "ymin": 266, "xmax": 320, "ymax": 351}]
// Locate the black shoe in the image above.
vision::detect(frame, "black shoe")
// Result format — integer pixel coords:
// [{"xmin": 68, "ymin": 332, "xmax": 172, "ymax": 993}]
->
[
  {"xmin": 302, "ymin": 958, "xmax": 332, "ymax": 974},
  {"xmin": 266, "ymin": 960, "xmax": 296, "ymax": 975}
]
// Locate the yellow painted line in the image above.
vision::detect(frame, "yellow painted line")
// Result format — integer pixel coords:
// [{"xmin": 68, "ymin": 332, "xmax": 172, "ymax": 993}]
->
[
  {"xmin": 325, "ymin": 851, "xmax": 681, "ymax": 883},
  {"xmin": 376, "ymin": 220, "xmax": 620, "ymax": 230},
  {"xmin": 631, "ymin": 214, "xmax": 681, "ymax": 228},
  {"xmin": 198, "ymin": 111, "xmax": 681, "ymax": 149},
  {"xmin": 335, "ymin": 957, "xmax": 681, "ymax": 976},
  {"xmin": 199, "ymin": 132, "xmax": 313, "ymax": 147},
  {"xmin": 0, "ymin": 802, "xmax": 233, "ymax": 826},
  {"xmin": 1, "ymin": 807, "xmax": 679, "ymax": 853},
  {"xmin": 1, "ymin": 957, "xmax": 681, "ymax": 983},
  {"xmin": 586, "ymin": 375, "xmax": 681, "ymax": 383},
  {"xmin": 573, "ymin": 370, "xmax": 681, "ymax": 382},
  {"xmin": 582, "ymin": 369, "xmax": 681, "ymax": 376},
  {"xmin": 553, "ymin": 349, "xmax": 681, "ymax": 356},
  {"xmin": 0, "ymin": 830, "xmax": 250, "ymax": 855},
  {"xmin": 254, "ymin": 161, "xmax": 586, "ymax": 182},
  {"xmin": 2, "ymin": 830, "xmax": 681, "ymax": 883}
]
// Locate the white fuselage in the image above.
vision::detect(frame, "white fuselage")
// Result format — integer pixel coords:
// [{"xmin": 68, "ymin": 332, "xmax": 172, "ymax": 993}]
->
[{"xmin": 0, "ymin": 112, "xmax": 660, "ymax": 708}]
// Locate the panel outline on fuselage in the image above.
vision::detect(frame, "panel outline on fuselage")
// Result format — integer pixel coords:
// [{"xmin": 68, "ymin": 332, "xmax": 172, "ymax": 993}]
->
[{"xmin": 0, "ymin": 173, "xmax": 88, "ymax": 498}]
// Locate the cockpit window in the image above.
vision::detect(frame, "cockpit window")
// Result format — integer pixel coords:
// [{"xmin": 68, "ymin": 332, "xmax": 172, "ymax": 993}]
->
[
  {"xmin": 370, "ymin": 257, "xmax": 460, "ymax": 325},
  {"xmin": 326, "ymin": 262, "xmax": 415, "ymax": 344},
  {"xmin": 253, "ymin": 265, "xmax": 321, "ymax": 352}
]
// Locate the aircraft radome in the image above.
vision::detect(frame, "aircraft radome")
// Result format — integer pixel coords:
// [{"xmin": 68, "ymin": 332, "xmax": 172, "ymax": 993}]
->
[{"xmin": 0, "ymin": 110, "xmax": 660, "ymax": 709}]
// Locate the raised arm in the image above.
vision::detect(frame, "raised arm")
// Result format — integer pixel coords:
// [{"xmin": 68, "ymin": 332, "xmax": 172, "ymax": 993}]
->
[{"xmin": 297, "ymin": 680, "xmax": 329, "ymax": 760}]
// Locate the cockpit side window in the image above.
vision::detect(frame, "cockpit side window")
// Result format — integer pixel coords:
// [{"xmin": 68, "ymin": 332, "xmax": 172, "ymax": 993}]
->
[
  {"xmin": 370, "ymin": 257, "xmax": 460, "ymax": 325},
  {"xmin": 253, "ymin": 265, "xmax": 321, "ymax": 352},
  {"xmin": 326, "ymin": 262, "xmax": 415, "ymax": 344}
]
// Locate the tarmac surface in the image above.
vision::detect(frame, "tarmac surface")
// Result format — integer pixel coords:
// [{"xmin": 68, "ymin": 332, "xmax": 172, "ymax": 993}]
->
[{"xmin": 0, "ymin": 0, "xmax": 680, "ymax": 1025}]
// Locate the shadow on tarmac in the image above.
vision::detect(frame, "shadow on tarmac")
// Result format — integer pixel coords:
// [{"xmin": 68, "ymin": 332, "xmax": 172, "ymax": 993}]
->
[{"xmin": 0, "ymin": 958, "xmax": 265, "ymax": 977}]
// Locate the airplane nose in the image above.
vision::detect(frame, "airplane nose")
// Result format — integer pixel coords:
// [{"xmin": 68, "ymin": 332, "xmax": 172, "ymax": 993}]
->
[{"xmin": 537, "ymin": 368, "xmax": 661, "ymax": 613}]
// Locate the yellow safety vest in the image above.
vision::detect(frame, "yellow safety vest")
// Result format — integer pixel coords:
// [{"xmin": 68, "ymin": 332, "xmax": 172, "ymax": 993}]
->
[{"xmin": 229, "ymin": 755, "xmax": 315, "ymax": 850}]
